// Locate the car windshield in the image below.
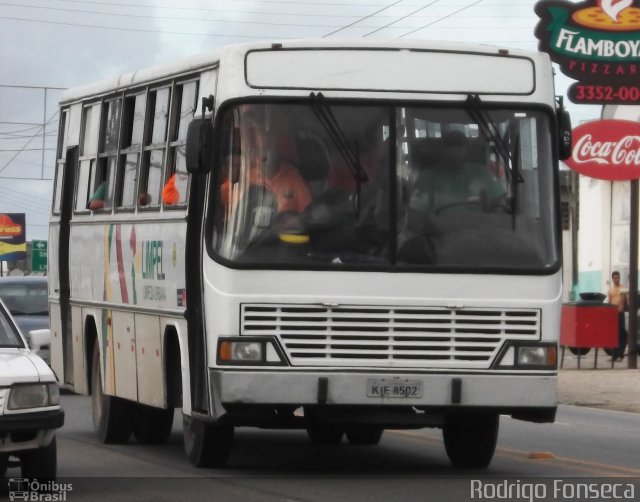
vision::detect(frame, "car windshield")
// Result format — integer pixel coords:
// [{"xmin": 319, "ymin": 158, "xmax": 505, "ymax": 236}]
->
[
  {"xmin": 211, "ymin": 102, "xmax": 558, "ymax": 272},
  {"xmin": 0, "ymin": 281, "xmax": 49, "ymax": 315},
  {"xmin": 0, "ymin": 304, "xmax": 23, "ymax": 348}
]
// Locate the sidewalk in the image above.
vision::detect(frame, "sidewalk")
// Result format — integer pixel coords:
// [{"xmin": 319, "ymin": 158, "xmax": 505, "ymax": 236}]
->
[{"xmin": 558, "ymin": 348, "xmax": 640, "ymax": 413}]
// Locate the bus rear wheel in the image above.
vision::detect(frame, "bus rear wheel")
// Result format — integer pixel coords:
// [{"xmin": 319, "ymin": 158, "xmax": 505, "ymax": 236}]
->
[
  {"xmin": 442, "ymin": 412, "xmax": 499, "ymax": 469},
  {"xmin": 346, "ymin": 426, "xmax": 384, "ymax": 445},
  {"xmin": 0, "ymin": 453, "xmax": 7, "ymax": 477},
  {"xmin": 133, "ymin": 404, "xmax": 174, "ymax": 444},
  {"xmin": 183, "ymin": 414, "xmax": 234, "ymax": 468},
  {"xmin": 306, "ymin": 426, "xmax": 344, "ymax": 445},
  {"xmin": 91, "ymin": 344, "xmax": 133, "ymax": 444}
]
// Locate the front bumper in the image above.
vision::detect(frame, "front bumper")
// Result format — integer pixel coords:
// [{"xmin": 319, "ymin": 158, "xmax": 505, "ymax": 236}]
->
[
  {"xmin": 0, "ymin": 409, "xmax": 64, "ymax": 453},
  {"xmin": 209, "ymin": 370, "xmax": 557, "ymax": 425}
]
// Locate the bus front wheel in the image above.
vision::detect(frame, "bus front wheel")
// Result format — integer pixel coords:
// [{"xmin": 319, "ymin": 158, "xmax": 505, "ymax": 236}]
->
[
  {"xmin": 442, "ymin": 412, "xmax": 499, "ymax": 469},
  {"xmin": 346, "ymin": 426, "xmax": 384, "ymax": 445},
  {"xmin": 183, "ymin": 414, "xmax": 234, "ymax": 468},
  {"xmin": 91, "ymin": 344, "xmax": 133, "ymax": 444}
]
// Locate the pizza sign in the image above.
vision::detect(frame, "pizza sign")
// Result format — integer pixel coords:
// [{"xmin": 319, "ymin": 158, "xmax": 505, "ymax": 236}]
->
[
  {"xmin": 564, "ymin": 119, "xmax": 640, "ymax": 180},
  {"xmin": 535, "ymin": 0, "xmax": 640, "ymax": 104}
]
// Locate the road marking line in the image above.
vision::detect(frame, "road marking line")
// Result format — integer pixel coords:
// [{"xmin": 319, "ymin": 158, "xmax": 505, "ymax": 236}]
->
[{"xmin": 389, "ymin": 429, "xmax": 640, "ymax": 476}]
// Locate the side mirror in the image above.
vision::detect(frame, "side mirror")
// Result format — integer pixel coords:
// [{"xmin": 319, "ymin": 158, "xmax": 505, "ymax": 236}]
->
[
  {"xmin": 558, "ymin": 108, "xmax": 572, "ymax": 161},
  {"xmin": 26, "ymin": 329, "xmax": 50, "ymax": 353},
  {"xmin": 186, "ymin": 119, "xmax": 214, "ymax": 174}
]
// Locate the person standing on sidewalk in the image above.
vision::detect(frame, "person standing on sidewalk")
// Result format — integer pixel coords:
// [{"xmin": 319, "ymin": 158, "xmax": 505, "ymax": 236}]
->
[{"xmin": 606, "ymin": 270, "xmax": 628, "ymax": 361}]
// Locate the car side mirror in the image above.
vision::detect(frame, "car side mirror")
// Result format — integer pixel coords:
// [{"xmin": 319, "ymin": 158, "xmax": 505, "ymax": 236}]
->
[
  {"xmin": 27, "ymin": 328, "xmax": 50, "ymax": 353},
  {"xmin": 558, "ymin": 108, "xmax": 572, "ymax": 161},
  {"xmin": 186, "ymin": 118, "xmax": 214, "ymax": 174}
]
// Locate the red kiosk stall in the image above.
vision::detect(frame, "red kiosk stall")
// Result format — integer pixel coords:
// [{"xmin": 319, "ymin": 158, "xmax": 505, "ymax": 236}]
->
[{"xmin": 560, "ymin": 293, "xmax": 618, "ymax": 368}]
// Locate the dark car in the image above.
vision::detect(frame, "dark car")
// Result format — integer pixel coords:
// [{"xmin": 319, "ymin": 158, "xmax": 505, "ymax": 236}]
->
[{"xmin": 0, "ymin": 276, "xmax": 49, "ymax": 362}]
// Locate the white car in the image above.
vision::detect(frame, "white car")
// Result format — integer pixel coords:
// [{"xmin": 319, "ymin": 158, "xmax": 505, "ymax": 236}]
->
[{"xmin": 0, "ymin": 299, "xmax": 63, "ymax": 479}]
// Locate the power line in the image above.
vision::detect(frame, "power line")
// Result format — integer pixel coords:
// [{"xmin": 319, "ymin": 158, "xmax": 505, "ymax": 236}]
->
[
  {"xmin": 0, "ymin": 110, "xmax": 58, "ymax": 176},
  {"xmin": 0, "ymin": 194, "xmax": 52, "ymax": 214},
  {"xmin": 52, "ymin": 0, "xmax": 393, "ymax": 11},
  {"xmin": 0, "ymin": 121, "xmax": 46, "ymax": 126},
  {"xmin": 400, "ymin": 0, "xmax": 484, "ymax": 37},
  {"xmin": 0, "ymin": 1, "xmax": 346, "ymax": 28},
  {"xmin": 363, "ymin": 0, "xmax": 441, "ymax": 37},
  {"xmin": 0, "ymin": 176, "xmax": 53, "ymax": 180},
  {"xmin": 0, "ymin": 15, "xmax": 289, "ymax": 38},
  {"xmin": 0, "ymin": 188, "xmax": 52, "ymax": 209},
  {"xmin": 0, "ymin": 132, "xmax": 57, "ymax": 139},
  {"xmin": 0, "ymin": 148, "xmax": 56, "ymax": 152},
  {"xmin": 13, "ymin": 0, "xmax": 372, "ymax": 19},
  {"xmin": 0, "ymin": 84, "xmax": 66, "ymax": 90},
  {"xmin": 323, "ymin": 0, "xmax": 405, "ymax": 37}
]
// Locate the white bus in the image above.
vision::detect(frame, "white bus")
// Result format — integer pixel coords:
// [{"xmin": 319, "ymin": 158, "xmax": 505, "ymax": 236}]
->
[{"xmin": 49, "ymin": 39, "xmax": 572, "ymax": 469}]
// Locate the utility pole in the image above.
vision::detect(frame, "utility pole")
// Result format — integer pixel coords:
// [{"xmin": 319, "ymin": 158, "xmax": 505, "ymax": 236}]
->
[{"xmin": 628, "ymin": 180, "xmax": 638, "ymax": 369}]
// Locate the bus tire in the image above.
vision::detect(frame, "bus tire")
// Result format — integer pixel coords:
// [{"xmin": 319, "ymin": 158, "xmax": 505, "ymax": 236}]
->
[
  {"xmin": 133, "ymin": 404, "xmax": 174, "ymax": 444},
  {"xmin": 346, "ymin": 426, "xmax": 384, "ymax": 445},
  {"xmin": 0, "ymin": 453, "xmax": 8, "ymax": 477},
  {"xmin": 442, "ymin": 412, "xmax": 499, "ymax": 469},
  {"xmin": 20, "ymin": 437, "xmax": 57, "ymax": 480},
  {"xmin": 306, "ymin": 426, "xmax": 344, "ymax": 445},
  {"xmin": 183, "ymin": 414, "xmax": 234, "ymax": 468},
  {"xmin": 91, "ymin": 344, "xmax": 133, "ymax": 444}
]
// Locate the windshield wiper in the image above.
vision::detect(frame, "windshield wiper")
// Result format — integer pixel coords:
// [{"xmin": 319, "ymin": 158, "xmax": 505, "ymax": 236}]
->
[
  {"xmin": 309, "ymin": 92, "xmax": 368, "ymax": 218},
  {"xmin": 465, "ymin": 94, "xmax": 524, "ymax": 184},
  {"xmin": 465, "ymin": 94, "xmax": 523, "ymax": 227}
]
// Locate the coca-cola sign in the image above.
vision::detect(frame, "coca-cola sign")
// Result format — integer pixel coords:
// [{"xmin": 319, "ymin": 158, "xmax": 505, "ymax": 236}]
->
[{"xmin": 565, "ymin": 119, "xmax": 640, "ymax": 180}]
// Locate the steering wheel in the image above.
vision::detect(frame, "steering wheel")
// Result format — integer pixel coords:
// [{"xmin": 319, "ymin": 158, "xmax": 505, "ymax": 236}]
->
[
  {"xmin": 434, "ymin": 192, "xmax": 511, "ymax": 215},
  {"xmin": 235, "ymin": 185, "xmax": 278, "ymax": 249}
]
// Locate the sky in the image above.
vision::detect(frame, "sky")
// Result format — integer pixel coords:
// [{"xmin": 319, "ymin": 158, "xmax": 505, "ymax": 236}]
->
[{"xmin": 0, "ymin": 0, "xmax": 603, "ymax": 241}]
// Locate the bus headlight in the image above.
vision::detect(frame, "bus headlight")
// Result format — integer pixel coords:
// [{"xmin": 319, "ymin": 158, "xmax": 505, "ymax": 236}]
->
[
  {"xmin": 496, "ymin": 343, "xmax": 557, "ymax": 369},
  {"xmin": 518, "ymin": 347, "xmax": 547, "ymax": 366},
  {"xmin": 8, "ymin": 383, "xmax": 60, "ymax": 410},
  {"xmin": 217, "ymin": 338, "xmax": 285, "ymax": 365}
]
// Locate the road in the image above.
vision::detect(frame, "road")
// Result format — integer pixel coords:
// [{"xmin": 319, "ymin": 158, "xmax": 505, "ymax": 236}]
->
[{"xmin": 5, "ymin": 395, "xmax": 640, "ymax": 501}]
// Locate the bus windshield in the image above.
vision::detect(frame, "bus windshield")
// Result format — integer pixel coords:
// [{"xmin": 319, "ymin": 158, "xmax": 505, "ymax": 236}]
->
[{"xmin": 211, "ymin": 102, "xmax": 558, "ymax": 272}]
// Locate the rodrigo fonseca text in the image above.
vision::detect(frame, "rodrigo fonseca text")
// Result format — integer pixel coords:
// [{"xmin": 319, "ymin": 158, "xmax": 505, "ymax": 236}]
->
[{"xmin": 470, "ymin": 479, "xmax": 635, "ymax": 501}]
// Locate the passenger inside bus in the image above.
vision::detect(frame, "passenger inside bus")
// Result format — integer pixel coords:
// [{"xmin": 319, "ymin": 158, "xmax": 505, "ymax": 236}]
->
[
  {"xmin": 87, "ymin": 181, "xmax": 107, "ymax": 210},
  {"xmin": 303, "ymin": 119, "xmax": 390, "ymax": 258},
  {"xmin": 221, "ymin": 119, "xmax": 312, "ymax": 250},
  {"xmin": 407, "ymin": 130, "xmax": 505, "ymax": 215},
  {"xmin": 162, "ymin": 173, "xmax": 180, "ymax": 205},
  {"xmin": 398, "ymin": 130, "xmax": 507, "ymax": 263}
]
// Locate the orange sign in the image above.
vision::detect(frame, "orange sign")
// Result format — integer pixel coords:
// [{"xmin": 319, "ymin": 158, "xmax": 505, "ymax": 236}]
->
[{"xmin": 0, "ymin": 213, "xmax": 26, "ymax": 261}]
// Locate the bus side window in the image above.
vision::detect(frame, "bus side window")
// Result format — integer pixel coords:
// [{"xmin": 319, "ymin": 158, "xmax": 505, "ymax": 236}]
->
[
  {"xmin": 92, "ymin": 98, "xmax": 122, "ymax": 211},
  {"xmin": 117, "ymin": 92, "xmax": 146, "ymax": 209},
  {"xmin": 165, "ymin": 80, "xmax": 199, "ymax": 207},
  {"xmin": 75, "ymin": 103, "xmax": 100, "ymax": 212},
  {"xmin": 140, "ymin": 87, "xmax": 171, "ymax": 208},
  {"xmin": 53, "ymin": 110, "xmax": 68, "ymax": 214}
]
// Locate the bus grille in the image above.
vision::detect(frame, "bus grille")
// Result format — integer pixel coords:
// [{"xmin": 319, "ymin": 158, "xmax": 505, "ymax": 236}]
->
[{"xmin": 241, "ymin": 304, "xmax": 540, "ymax": 368}]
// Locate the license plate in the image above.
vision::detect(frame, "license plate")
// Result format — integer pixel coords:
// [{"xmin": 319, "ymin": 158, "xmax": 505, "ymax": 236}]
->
[{"xmin": 366, "ymin": 378, "xmax": 423, "ymax": 398}]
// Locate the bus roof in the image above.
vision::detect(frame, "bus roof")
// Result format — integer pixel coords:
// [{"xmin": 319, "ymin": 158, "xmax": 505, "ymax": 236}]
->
[{"xmin": 59, "ymin": 38, "xmax": 548, "ymax": 105}]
